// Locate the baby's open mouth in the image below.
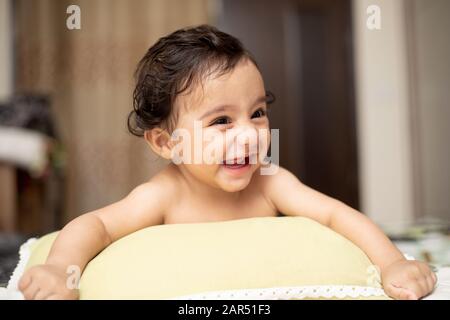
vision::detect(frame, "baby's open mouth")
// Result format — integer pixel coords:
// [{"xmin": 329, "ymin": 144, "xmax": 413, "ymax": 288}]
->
[{"xmin": 222, "ymin": 156, "xmax": 250, "ymax": 169}]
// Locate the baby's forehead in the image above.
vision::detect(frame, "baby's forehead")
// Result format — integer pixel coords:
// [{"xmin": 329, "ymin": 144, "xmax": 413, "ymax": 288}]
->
[
  {"xmin": 174, "ymin": 78, "xmax": 225, "ymax": 115},
  {"xmin": 167, "ymin": 84, "xmax": 208, "ymax": 129},
  {"xmin": 171, "ymin": 59, "xmax": 266, "ymax": 123}
]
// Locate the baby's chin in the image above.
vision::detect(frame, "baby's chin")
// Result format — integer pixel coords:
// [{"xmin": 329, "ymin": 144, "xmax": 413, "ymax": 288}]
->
[
  {"xmin": 216, "ymin": 165, "xmax": 258, "ymax": 192},
  {"xmin": 218, "ymin": 179, "xmax": 251, "ymax": 192}
]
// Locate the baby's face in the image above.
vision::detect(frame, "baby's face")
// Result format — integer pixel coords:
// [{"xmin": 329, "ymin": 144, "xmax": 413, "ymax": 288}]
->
[{"xmin": 171, "ymin": 59, "xmax": 270, "ymax": 192}]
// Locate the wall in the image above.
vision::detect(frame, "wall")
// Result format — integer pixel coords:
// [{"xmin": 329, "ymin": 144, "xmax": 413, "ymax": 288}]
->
[
  {"xmin": 0, "ymin": 0, "xmax": 15, "ymax": 232},
  {"xmin": 0, "ymin": 0, "xmax": 12, "ymax": 100},
  {"xmin": 353, "ymin": 0, "xmax": 450, "ymax": 228},
  {"xmin": 411, "ymin": 0, "xmax": 450, "ymax": 222},
  {"xmin": 352, "ymin": 0, "xmax": 415, "ymax": 228}
]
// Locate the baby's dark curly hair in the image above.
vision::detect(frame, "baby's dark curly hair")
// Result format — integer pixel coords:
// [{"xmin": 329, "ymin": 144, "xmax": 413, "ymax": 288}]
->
[{"xmin": 127, "ymin": 24, "xmax": 274, "ymax": 136}]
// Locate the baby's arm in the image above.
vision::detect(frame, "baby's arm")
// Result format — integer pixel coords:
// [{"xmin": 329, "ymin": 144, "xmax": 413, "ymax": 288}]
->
[
  {"xmin": 18, "ymin": 182, "xmax": 168, "ymax": 300},
  {"xmin": 262, "ymin": 166, "xmax": 437, "ymax": 300}
]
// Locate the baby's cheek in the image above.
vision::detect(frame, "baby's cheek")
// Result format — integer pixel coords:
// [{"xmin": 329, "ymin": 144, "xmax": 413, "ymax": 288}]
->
[
  {"xmin": 258, "ymin": 128, "xmax": 271, "ymax": 155},
  {"xmin": 184, "ymin": 163, "xmax": 220, "ymax": 188},
  {"xmin": 202, "ymin": 133, "xmax": 226, "ymax": 164}
]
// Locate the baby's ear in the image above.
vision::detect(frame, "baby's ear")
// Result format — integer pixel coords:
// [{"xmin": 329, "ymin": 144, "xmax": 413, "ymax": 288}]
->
[{"xmin": 144, "ymin": 128, "xmax": 172, "ymax": 160}]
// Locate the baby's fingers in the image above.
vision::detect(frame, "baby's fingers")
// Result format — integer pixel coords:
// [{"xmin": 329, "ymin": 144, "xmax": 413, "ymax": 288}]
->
[
  {"xmin": 34, "ymin": 288, "xmax": 55, "ymax": 300},
  {"xmin": 424, "ymin": 274, "xmax": 437, "ymax": 296},
  {"xmin": 18, "ymin": 273, "xmax": 32, "ymax": 292},
  {"xmin": 427, "ymin": 269, "xmax": 437, "ymax": 288},
  {"xmin": 22, "ymin": 281, "xmax": 41, "ymax": 300},
  {"xmin": 385, "ymin": 284, "xmax": 418, "ymax": 300},
  {"xmin": 431, "ymin": 271, "xmax": 437, "ymax": 283},
  {"xmin": 405, "ymin": 273, "xmax": 435, "ymax": 298}
]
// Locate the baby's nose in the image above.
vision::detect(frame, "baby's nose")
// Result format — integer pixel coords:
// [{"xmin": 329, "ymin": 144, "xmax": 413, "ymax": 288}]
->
[
  {"xmin": 226, "ymin": 125, "xmax": 259, "ymax": 155},
  {"xmin": 228, "ymin": 125, "xmax": 257, "ymax": 142}
]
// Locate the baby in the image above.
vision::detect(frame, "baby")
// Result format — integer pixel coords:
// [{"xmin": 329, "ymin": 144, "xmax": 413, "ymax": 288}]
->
[{"xmin": 18, "ymin": 25, "xmax": 436, "ymax": 300}]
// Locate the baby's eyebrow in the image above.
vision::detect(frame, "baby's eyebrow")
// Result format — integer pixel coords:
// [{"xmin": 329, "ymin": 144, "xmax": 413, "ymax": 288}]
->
[
  {"xmin": 199, "ymin": 95, "xmax": 267, "ymax": 120},
  {"xmin": 199, "ymin": 105, "xmax": 233, "ymax": 120}
]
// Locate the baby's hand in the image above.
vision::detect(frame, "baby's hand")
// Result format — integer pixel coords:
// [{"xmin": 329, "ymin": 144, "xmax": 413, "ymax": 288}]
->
[
  {"xmin": 18, "ymin": 264, "xmax": 79, "ymax": 300},
  {"xmin": 381, "ymin": 259, "xmax": 437, "ymax": 300}
]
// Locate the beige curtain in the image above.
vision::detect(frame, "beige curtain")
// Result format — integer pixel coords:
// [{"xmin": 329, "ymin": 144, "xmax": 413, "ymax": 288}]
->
[{"xmin": 15, "ymin": 0, "xmax": 210, "ymax": 223}]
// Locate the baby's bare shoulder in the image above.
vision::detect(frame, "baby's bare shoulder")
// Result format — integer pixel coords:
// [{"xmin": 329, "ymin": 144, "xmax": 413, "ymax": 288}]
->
[
  {"xmin": 89, "ymin": 165, "xmax": 182, "ymax": 239},
  {"xmin": 132, "ymin": 163, "xmax": 181, "ymax": 203},
  {"xmin": 247, "ymin": 165, "xmax": 299, "ymax": 210},
  {"xmin": 252, "ymin": 164, "xmax": 298, "ymax": 191}
]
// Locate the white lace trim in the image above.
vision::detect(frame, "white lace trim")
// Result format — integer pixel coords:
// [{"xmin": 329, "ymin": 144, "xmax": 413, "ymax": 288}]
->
[
  {"xmin": 170, "ymin": 253, "xmax": 415, "ymax": 300},
  {"xmin": 7, "ymin": 237, "xmax": 37, "ymax": 290},
  {"xmin": 170, "ymin": 285, "xmax": 389, "ymax": 300}
]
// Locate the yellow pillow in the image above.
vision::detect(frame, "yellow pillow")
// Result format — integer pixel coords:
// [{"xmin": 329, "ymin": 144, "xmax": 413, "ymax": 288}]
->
[{"xmin": 23, "ymin": 216, "xmax": 389, "ymax": 299}]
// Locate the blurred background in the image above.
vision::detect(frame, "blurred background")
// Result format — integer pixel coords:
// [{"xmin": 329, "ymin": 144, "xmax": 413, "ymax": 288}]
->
[{"xmin": 0, "ymin": 0, "xmax": 449, "ymax": 284}]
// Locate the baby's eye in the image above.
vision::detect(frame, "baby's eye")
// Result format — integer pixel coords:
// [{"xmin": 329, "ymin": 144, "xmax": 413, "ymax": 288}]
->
[
  {"xmin": 209, "ymin": 116, "xmax": 231, "ymax": 126},
  {"xmin": 251, "ymin": 108, "xmax": 267, "ymax": 119}
]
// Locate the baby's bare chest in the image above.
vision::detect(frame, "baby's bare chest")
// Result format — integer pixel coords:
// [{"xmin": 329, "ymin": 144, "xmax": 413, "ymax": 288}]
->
[{"xmin": 163, "ymin": 192, "xmax": 277, "ymax": 224}]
